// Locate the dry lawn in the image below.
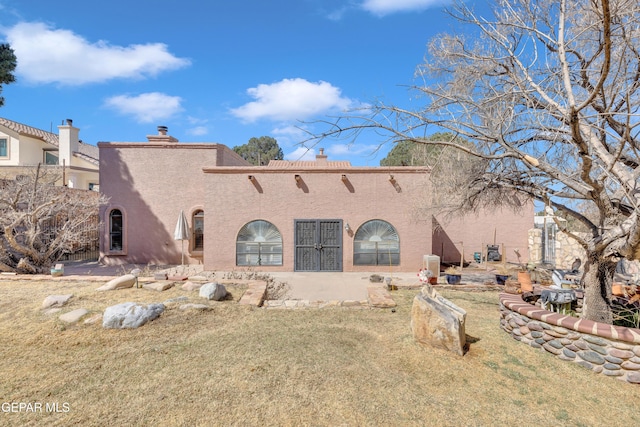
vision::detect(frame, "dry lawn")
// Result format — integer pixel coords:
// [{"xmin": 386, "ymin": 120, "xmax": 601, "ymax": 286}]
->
[{"xmin": 1, "ymin": 278, "xmax": 639, "ymax": 426}]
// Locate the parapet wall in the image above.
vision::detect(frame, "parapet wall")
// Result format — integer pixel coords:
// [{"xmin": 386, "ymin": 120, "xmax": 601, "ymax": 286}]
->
[{"xmin": 499, "ymin": 292, "xmax": 640, "ymax": 384}]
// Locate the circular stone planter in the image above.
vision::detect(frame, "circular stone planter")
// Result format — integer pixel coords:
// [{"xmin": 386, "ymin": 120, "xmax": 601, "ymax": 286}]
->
[{"xmin": 499, "ymin": 292, "xmax": 640, "ymax": 384}]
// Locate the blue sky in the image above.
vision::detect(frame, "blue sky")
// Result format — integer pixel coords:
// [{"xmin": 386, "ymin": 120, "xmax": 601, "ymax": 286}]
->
[{"xmin": 0, "ymin": 0, "xmax": 466, "ymax": 165}]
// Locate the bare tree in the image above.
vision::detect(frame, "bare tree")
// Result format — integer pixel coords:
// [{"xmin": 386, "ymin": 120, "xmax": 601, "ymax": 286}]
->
[
  {"xmin": 0, "ymin": 165, "xmax": 106, "ymax": 273},
  {"xmin": 311, "ymin": 0, "xmax": 640, "ymax": 323}
]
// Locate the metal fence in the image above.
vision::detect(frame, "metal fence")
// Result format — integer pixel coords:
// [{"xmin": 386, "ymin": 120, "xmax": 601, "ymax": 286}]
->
[{"xmin": 45, "ymin": 214, "xmax": 101, "ymax": 262}]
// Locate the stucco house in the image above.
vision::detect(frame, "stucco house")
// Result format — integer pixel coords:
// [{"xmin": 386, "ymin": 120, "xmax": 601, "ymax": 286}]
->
[
  {"xmin": 98, "ymin": 126, "xmax": 533, "ymax": 272},
  {"xmin": 0, "ymin": 118, "xmax": 99, "ymax": 190}
]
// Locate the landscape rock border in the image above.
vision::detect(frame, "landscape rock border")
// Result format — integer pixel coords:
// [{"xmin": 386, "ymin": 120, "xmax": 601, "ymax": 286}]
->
[{"xmin": 500, "ymin": 292, "xmax": 640, "ymax": 384}]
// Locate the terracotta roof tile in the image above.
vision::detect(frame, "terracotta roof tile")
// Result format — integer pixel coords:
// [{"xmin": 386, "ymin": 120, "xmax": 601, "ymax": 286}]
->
[
  {"xmin": 0, "ymin": 117, "xmax": 59, "ymax": 146},
  {"xmin": 0, "ymin": 117, "xmax": 99, "ymax": 165}
]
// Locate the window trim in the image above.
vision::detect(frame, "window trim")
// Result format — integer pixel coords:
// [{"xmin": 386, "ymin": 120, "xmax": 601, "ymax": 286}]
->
[
  {"xmin": 236, "ymin": 220, "xmax": 283, "ymax": 266},
  {"xmin": 0, "ymin": 138, "xmax": 8, "ymax": 158},
  {"xmin": 105, "ymin": 206, "xmax": 127, "ymax": 255},
  {"xmin": 191, "ymin": 209, "xmax": 204, "ymax": 253},
  {"xmin": 353, "ymin": 219, "xmax": 400, "ymax": 266},
  {"xmin": 43, "ymin": 149, "xmax": 59, "ymax": 165}
]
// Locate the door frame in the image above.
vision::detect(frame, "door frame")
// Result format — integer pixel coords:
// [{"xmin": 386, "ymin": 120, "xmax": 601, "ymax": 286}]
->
[{"xmin": 294, "ymin": 219, "xmax": 343, "ymax": 272}]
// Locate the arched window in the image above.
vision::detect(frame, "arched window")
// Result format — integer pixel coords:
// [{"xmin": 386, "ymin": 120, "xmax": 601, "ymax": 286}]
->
[
  {"xmin": 236, "ymin": 220, "xmax": 282, "ymax": 266},
  {"xmin": 109, "ymin": 209, "xmax": 123, "ymax": 251},
  {"xmin": 192, "ymin": 210, "xmax": 204, "ymax": 251},
  {"xmin": 353, "ymin": 220, "xmax": 400, "ymax": 266}
]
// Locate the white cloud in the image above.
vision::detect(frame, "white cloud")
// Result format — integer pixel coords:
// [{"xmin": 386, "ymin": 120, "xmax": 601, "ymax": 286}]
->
[
  {"xmin": 272, "ymin": 125, "xmax": 308, "ymax": 140},
  {"xmin": 327, "ymin": 7, "xmax": 348, "ymax": 21},
  {"xmin": 361, "ymin": 0, "xmax": 444, "ymax": 16},
  {"xmin": 103, "ymin": 92, "xmax": 183, "ymax": 123},
  {"xmin": 285, "ymin": 146, "xmax": 316, "ymax": 161},
  {"xmin": 4, "ymin": 22, "xmax": 190, "ymax": 85},
  {"xmin": 327, "ymin": 143, "xmax": 379, "ymax": 157},
  {"xmin": 185, "ymin": 117, "xmax": 210, "ymax": 136},
  {"xmin": 186, "ymin": 126, "xmax": 209, "ymax": 136},
  {"xmin": 230, "ymin": 78, "xmax": 354, "ymax": 123}
]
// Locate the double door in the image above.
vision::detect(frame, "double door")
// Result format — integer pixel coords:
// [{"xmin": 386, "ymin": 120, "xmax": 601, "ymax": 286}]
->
[{"xmin": 294, "ymin": 219, "xmax": 342, "ymax": 271}]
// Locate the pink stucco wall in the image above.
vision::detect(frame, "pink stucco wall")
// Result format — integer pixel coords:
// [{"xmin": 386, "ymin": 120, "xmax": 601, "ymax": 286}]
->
[
  {"xmin": 433, "ymin": 206, "xmax": 534, "ymax": 265},
  {"xmin": 202, "ymin": 166, "xmax": 433, "ymax": 272},
  {"xmin": 98, "ymin": 140, "xmax": 533, "ymax": 272},
  {"xmin": 98, "ymin": 142, "xmax": 248, "ymax": 265}
]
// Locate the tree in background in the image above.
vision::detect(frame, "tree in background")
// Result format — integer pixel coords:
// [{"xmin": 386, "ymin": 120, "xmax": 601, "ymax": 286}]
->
[
  {"xmin": 0, "ymin": 43, "xmax": 17, "ymax": 107},
  {"xmin": 0, "ymin": 165, "xmax": 106, "ymax": 274},
  {"xmin": 313, "ymin": 0, "xmax": 640, "ymax": 324},
  {"xmin": 380, "ymin": 132, "xmax": 466, "ymax": 167},
  {"xmin": 380, "ymin": 140, "xmax": 418, "ymax": 166},
  {"xmin": 233, "ymin": 136, "xmax": 283, "ymax": 166}
]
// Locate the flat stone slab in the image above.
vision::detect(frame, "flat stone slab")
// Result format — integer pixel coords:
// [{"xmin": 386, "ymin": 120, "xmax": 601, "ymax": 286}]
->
[
  {"xmin": 143, "ymin": 282, "xmax": 175, "ymax": 291},
  {"xmin": 59, "ymin": 308, "xmax": 89, "ymax": 324},
  {"xmin": 367, "ymin": 286, "xmax": 396, "ymax": 308},
  {"xmin": 411, "ymin": 285, "xmax": 467, "ymax": 356},
  {"xmin": 96, "ymin": 274, "xmax": 136, "ymax": 291},
  {"xmin": 179, "ymin": 303, "xmax": 213, "ymax": 311},
  {"xmin": 163, "ymin": 296, "xmax": 189, "ymax": 304},
  {"xmin": 239, "ymin": 281, "xmax": 267, "ymax": 306},
  {"xmin": 83, "ymin": 313, "xmax": 102, "ymax": 325},
  {"xmin": 182, "ymin": 281, "xmax": 203, "ymax": 291},
  {"xmin": 42, "ymin": 294, "xmax": 73, "ymax": 309}
]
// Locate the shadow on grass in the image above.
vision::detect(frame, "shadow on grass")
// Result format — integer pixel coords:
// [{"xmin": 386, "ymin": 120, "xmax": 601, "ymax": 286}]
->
[{"xmin": 464, "ymin": 334, "xmax": 481, "ymax": 353}]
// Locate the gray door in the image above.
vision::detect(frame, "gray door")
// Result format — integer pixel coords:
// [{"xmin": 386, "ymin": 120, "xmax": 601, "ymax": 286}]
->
[{"xmin": 294, "ymin": 219, "xmax": 343, "ymax": 271}]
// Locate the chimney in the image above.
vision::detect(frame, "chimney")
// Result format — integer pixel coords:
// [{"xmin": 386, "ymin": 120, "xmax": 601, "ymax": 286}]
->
[
  {"xmin": 57, "ymin": 119, "xmax": 79, "ymax": 167},
  {"xmin": 147, "ymin": 125, "xmax": 178, "ymax": 143},
  {"xmin": 316, "ymin": 147, "xmax": 327, "ymax": 163}
]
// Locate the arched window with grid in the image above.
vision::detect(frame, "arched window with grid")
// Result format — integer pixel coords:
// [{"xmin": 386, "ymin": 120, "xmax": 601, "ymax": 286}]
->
[
  {"xmin": 353, "ymin": 220, "xmax": 400, "ymax": 266},
  {"xmin": 236, "ymin": 220, "xmax": 283, "ymax": 266}
]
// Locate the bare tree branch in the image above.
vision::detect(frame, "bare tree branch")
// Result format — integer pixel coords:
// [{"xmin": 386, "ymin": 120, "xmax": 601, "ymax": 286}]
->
[
  {"xmin": 0, "ymin": 166, "xmax": 107, "ymax": 273},
  {"xmin": 306, "ymin": 0, "xmax": 640, "ymax": 324}
]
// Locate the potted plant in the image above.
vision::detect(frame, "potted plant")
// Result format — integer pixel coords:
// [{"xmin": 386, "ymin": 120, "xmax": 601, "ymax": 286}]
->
[
  {"xmin": 495, "ymin": 265, "xmax": 510, "ymax": 285},
  {"xmin": 444, "ymin": 266, "xmax": 462, "ymax": 285},
  {"xmin": 514, "ymin": 249, "xmax": 534, "ymax": 292}
]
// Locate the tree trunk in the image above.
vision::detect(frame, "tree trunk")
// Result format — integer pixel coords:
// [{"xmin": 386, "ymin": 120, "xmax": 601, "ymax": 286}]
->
[{"xmin": 581, "ymin": 254, "xmax": 615, "ymax": 324}]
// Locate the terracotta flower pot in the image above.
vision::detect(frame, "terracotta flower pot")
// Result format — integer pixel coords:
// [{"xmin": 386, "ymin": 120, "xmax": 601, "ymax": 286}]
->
[
  {"xmin": 612, "ymin": 283, "xmax": 625, "ymax": 296},
  {"xmin": 518, "ymin": 271, "xmax": 533, "ymax": 293}
]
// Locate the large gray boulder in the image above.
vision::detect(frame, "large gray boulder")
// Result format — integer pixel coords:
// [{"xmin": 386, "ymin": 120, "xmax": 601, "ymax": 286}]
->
[
  {"xmin": 96, "ymin": 274, "xmax": 137, "ymax": 291},
  {"xmin": 102, "ymin": 302, "xmax": 165, "ymax": 329},
  {"xmin": 411, "ymin": 285, "xmax": 467, "ymax": 356},
  {"xmin": 199, "ymin": 282, "xmax": 227, "ymax": 301}
]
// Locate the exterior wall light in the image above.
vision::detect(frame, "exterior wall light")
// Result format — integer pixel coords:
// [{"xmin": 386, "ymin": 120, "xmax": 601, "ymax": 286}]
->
[
  {"xmin": 295, "ymin": 174, "xmax": 302, "ymax": 183},
  {"xmin": 341, "ymin": 174, "xmax": 348, "ymax": 182},
  {"xmin": 248, "ymin": 175, "xmax": 255, "ymax": 181},
  {"xmin": 344, "ymin": 222, "xmax": 351, "ymax": 232}
]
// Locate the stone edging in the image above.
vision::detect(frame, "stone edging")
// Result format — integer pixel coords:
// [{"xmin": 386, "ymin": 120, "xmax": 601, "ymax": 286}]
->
[{"xmin": 499, "ymin": 292, "xmax": 640, "ymax": 384}]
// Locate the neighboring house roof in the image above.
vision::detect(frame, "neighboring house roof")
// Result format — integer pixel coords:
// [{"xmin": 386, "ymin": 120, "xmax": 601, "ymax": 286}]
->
[{"xmin": 0, "ymin": 117, "xmax": 99, "ymax": 166}]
